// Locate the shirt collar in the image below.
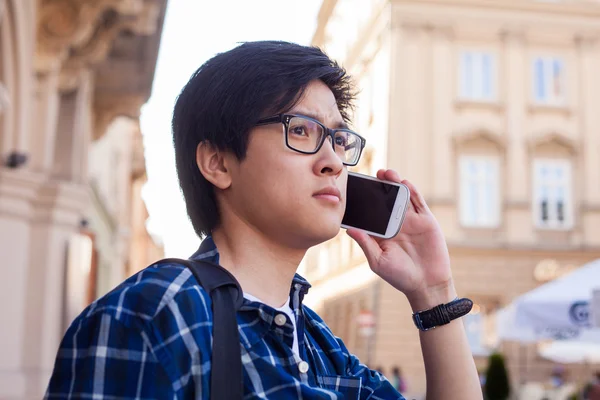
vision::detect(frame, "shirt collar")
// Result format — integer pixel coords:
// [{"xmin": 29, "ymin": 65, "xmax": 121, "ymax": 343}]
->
[{"xmin": 189, "ymin": 235, "xmax": 312, "ymax": 299}]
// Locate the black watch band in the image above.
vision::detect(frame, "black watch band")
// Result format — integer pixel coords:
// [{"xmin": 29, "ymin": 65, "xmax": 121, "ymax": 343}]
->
[{"xmin": 412, "ymin": 298, "xmax": 473, "ymax": 331}]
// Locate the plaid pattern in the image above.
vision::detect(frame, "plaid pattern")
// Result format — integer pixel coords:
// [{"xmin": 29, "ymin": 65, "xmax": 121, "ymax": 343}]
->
[{"xmin": 45, "ymin": 236, "xmax": 404, "ymax": 399}]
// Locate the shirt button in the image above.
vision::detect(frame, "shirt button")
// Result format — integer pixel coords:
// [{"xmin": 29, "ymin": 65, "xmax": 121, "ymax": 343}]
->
[
  {"xmin": 298, "ymin": 361, "xmax": 309, "ymax": 374},
  {"xmin": 274, "ymin": 313, "xmax": 287, "ymax": 326}
]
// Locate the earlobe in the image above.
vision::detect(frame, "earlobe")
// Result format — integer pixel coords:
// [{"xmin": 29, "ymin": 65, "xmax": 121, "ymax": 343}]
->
[{"xmin": 196, "ymin": 141, "xmax": 232, "ymax": 190}]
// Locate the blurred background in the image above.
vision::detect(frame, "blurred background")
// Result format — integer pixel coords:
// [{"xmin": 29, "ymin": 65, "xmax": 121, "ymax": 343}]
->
[{"xmin": 1, "ymin": 0, "xmax": 600, "ymax": 399}]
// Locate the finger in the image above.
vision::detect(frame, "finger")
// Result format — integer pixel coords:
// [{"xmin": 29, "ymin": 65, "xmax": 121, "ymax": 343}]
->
[
  {"xmin": 401, "ymin": 179, "xmax": 430, "ymax": 214},
  {"xmin": 346, "ymin": 228, "xmax": 382, "ymax": 267},
  {"xmin": 383, "ymin": 169, "xmax": 402, "ymax": 183},
  {"xmin": 376, "ymin": 169, "xmax": 386, "ymax": 180}
]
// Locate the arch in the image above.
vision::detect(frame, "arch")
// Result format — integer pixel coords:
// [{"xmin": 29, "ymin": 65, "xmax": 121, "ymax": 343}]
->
[
  {"xmin": 528, "ymin": 130, "xmax": 578, "ymax": 156},
  {"xmin": 452, "ymin": 127, "xmax": 506, "ymax": 153}
]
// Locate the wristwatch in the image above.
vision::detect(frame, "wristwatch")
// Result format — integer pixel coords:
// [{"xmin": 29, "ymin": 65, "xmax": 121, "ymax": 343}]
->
[{"xmin": 412, "ymin": 298, "xmax": 473, "ymax": 331}]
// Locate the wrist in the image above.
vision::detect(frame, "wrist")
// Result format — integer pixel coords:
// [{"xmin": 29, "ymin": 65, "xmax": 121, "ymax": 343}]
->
[{"xmin": 406, "ymin": 280, "xmax": 457, "ymax": 312}]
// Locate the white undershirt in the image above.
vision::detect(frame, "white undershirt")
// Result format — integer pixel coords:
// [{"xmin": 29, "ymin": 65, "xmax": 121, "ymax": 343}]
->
[{"xmin": 243, "ymin": 293, "xmax": 300, "ymax": 358}]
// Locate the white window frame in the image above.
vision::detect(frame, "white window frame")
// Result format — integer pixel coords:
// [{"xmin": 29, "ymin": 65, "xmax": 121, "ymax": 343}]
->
[
  {"xmin": 532, "ymin": 159, "xmax": 573, "ymax": 230},
  {"xmin": 459, "ymin": 156, "xmax": 501, "ymax": 228},
  {"xmin": 532, "ymin": 56, "xmax": 566, "ymax": 106},
  {"xmin": 458, "ymin": 51, "xmax": 496, "ymax": 101}
]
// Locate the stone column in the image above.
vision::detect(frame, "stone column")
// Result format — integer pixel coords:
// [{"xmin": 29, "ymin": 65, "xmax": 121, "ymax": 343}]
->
[
  {"xmin": 503, "ymin": 30, "xmax": 527, "ymax": 205},
  {"xmin": 51, "ymin": 69, "xmax": 93, "ymax": 183},
  {"xmin": 21, "ymin": 180, "xmax": 88, "ymax": 397},
  {"xmin": 430, "ymin": 26, "xmax": 454, "ymax": 203},
  {"xmin": 387, "ymin": 21, "xmax": 428, "ymax": 187},
  {"xmin": 30, "ymin": 68, "xmax": 60, "ymax": 172},
  {"xmin": 387, "ymin": 18, "xmax": 406, "ymax": 176},
  {"xmin": 502, "ymin": 29, "xmax": 532, "ymax": 244},
  {"xmin": 0, "ymin": 169, "xmax": 44, "ymax": 398}
]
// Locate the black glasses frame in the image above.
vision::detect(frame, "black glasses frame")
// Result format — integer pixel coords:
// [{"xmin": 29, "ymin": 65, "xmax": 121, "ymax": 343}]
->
[{"xmin": 255, "ymin": 113, "xmax": 366, "ymax": 166}]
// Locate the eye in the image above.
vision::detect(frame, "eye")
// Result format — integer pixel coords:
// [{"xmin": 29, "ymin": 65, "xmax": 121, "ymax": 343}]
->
[
  {"xmin": 289, "ymin": 125, "xmax": 309, "ymax": 137},
  {"xmin": 334, "ymin": 134, "xmax": 351, "ymax": 147},
  {"xmin": 334, "ymin": 136, "xmax": 347, "ymax": 146}
]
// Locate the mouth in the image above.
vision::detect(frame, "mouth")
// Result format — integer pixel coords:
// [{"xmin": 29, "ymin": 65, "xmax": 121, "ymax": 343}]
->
[{"xmin": 313, "ymin": 186, "xmax": 342, "ymax": 204}]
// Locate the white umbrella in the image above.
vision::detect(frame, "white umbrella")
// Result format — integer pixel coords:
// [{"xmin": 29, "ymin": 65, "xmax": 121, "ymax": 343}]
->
[
  {"xmin": 497, "ymin": 301, "xmax": 600, "ymax": 342},
  {"xmin": 509, "ymin": 259, "xmax": 600, "ymax": 341},
  {"xmin": 538, "ymin": 340, "xmax": 600, "ymax": 364},
  {"xmin": 497, "ymin": 303, "xmax": 538, "ymax": 343}
]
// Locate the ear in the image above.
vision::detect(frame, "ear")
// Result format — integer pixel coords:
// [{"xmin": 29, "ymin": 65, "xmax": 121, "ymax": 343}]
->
[{"xmin": 196, "ymin": 141, "xmax": 233, "ymax": 190}]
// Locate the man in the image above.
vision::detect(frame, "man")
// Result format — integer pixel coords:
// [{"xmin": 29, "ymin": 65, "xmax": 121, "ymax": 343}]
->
[{"xmin": 45, "ymin": 41, "xmax": 481, "ymax": 399}]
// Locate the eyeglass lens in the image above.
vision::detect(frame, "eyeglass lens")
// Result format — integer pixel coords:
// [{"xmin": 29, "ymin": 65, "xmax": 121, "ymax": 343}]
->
[{"xmin": 287, "ymin": 116, "xmax": 361, "ymax": 164}]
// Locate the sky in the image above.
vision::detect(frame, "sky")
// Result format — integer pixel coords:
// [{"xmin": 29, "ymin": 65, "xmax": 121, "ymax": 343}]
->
[{"xmin": 140, "ymin": 0, "xmax": 323, "ymax": 257}]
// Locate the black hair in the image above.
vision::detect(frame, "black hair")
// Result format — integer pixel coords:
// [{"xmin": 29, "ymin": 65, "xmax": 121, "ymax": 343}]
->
[{"xmin": 172, "ymin": 40, "xmax": 356, "ymax": 238}]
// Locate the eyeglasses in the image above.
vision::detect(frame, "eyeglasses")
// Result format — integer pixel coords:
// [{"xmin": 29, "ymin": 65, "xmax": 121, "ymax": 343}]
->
[{"xmin": 255, "ymin": 114, "xmax": 366, "ymax": 166}]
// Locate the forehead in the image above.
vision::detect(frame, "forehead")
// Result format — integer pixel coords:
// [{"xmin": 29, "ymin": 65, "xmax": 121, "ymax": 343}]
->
[{"xmin": 290, "ymin": 80, "xmax": 344, "ymax": 126}]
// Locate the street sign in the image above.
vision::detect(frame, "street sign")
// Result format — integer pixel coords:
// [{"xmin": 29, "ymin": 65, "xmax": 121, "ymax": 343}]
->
[{"xmin": 357, "ymin": 310, "xmax": 376, "ymax": 337}]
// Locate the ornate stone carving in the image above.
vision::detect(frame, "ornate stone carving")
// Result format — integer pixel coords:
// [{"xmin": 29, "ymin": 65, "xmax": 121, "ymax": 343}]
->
[
  {"xmin": 36, "ymin": 0, "xmax": 160, "ymax": 73},
  {"xmin": 35, "ymin": 0, "xmax": 166, "ymax": 141}
]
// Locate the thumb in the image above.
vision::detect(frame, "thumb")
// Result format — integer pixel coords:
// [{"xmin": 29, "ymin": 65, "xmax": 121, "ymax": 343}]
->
[{"xmin": 346, "ymin": 228, "xmax": 382, "ymax": 267}]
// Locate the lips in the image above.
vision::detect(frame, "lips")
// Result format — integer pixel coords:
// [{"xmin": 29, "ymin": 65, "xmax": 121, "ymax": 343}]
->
[{"xmin": 313, "ymin": 186, "xmax": 342, "ymax": 202}]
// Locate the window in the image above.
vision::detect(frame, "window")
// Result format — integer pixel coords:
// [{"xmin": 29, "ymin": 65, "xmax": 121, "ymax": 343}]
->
[
  {"xmin": 459, "ymin": 51, "xmax": 495, "ymax": 101},
  {"xmin": 533, "ymin": 57, "xmax": 565, "ymax": 105},
  {"xmin": 533, "ymin": 159, "xmax": 572, "ymax": 229},
  {"xmin": 459, "ymin": 156, "xmax": 500, "ymax": 227}
]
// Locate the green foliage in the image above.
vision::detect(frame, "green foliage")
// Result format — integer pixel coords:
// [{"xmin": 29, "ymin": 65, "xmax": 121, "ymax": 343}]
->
[{"xmin": 484, "ymin": 353, "xmax": 511, "ymax": 400}]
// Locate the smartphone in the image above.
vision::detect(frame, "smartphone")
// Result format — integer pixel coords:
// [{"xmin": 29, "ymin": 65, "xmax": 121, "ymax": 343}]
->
[{"xmin": 341, "ymin": 172, "xmax": 410, "ymax": 239}]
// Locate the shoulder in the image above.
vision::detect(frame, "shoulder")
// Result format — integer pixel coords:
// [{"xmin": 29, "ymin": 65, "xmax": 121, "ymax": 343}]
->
[
  {"xmin": 49, "ymin": 261, "xmax": 215, "ymax": 397},
  {"xmin": 73, "ymin": 261, "xmax": 213, "ymax": 331}
]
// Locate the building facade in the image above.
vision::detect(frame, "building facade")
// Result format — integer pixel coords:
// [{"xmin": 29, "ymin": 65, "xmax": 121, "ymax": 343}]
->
[
  {"xmin": 0, "ymin": 0, "xmax": 166, "ymax": 398},
  {"xmin": 305, "ymin": 0, "xmax": 600, "ymax": 396}
]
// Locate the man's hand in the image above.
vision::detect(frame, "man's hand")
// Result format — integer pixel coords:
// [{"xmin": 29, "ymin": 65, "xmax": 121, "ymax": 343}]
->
[{"xmin": 347, "ymin": 169, "xmax": 456, "ymax": 310}]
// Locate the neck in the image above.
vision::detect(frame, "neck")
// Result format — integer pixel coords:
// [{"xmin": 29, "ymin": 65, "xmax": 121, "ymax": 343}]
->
[{"xmin": 211, "ymin": 224, "xmax": 306, "ymax": 308}]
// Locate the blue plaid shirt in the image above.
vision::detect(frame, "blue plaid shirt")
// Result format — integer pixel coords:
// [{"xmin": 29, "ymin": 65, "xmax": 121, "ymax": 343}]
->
[{"xmin": 45, "ymin": 236, "xmax": 405, "ymax": 399}]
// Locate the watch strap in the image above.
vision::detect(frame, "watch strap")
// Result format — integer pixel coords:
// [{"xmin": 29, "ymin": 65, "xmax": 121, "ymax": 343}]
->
[{"xmin": 412, "ymin": 297, "xmax": 473, "ymax": 331}]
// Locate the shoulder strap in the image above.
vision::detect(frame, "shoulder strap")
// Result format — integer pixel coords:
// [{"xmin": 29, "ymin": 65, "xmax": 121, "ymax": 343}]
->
[{"xmin": 157, "ymin": 258, "xmax": 243, "ymax": 400}]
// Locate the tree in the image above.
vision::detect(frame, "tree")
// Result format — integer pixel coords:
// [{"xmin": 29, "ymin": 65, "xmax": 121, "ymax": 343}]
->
[{"xmin": 485, "ymin": 353, "xmax": 511, "ymax": 400}]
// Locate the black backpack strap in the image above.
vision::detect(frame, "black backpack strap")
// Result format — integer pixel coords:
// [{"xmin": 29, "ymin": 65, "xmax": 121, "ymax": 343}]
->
[{"xmin": 157, "ymin": 258, "xmax": 243, "ymax": 400}]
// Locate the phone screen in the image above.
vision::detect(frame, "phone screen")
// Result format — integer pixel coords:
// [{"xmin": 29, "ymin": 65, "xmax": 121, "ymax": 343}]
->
[{"xmin": 342, "ymin": 174, "xmax": 401, "ymax": 235}]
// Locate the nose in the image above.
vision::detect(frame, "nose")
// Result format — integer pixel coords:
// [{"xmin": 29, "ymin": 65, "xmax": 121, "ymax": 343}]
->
[{"xmin": 313, "ymin": 135, "xmax": 344, "ymax": 177}]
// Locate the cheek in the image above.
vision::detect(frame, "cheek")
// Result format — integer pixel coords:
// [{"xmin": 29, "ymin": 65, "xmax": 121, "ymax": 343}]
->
[{"xmin": 240, "ymin": 150, "xmax": 309, "ymax": 203}]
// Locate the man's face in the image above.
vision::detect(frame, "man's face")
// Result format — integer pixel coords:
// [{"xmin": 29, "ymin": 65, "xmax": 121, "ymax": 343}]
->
[{"xmin": 224, "ymin": 79, "xmax": 349, "ymax": 248}]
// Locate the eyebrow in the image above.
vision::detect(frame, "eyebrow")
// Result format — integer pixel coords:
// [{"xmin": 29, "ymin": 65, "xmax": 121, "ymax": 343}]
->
[{"xmin": 293, "ymin": 110, "xmax": 349, "ymax": 130}]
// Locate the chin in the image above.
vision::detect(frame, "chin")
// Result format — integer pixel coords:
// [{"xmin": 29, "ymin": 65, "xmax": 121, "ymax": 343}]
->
[{"xmin": 307, "ymin": 222, "xmax": 341, "ymax": 246}]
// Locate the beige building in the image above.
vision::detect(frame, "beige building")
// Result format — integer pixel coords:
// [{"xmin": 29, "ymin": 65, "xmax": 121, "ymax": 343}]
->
[
  {"xmin": 0, "ymin": 0, "xmax": 166, "ymax": 398},
  {"xmin": 305, "ymin": 0, "xmax": 600, "ymax": 397}
]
